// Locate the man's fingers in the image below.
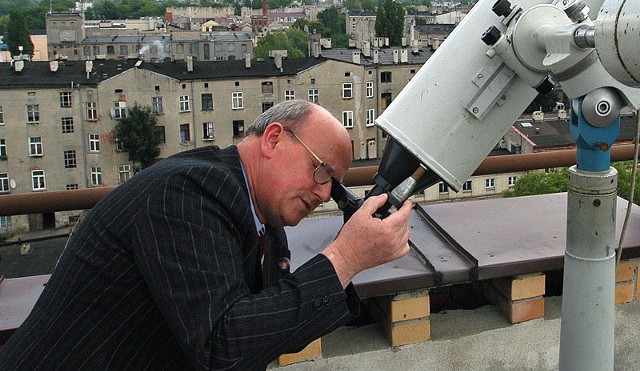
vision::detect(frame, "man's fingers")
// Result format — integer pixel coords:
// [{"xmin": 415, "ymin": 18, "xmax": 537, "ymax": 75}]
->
[{"xmin": 359, "ymin": 194, "xmax": 389, "ymax": 216}]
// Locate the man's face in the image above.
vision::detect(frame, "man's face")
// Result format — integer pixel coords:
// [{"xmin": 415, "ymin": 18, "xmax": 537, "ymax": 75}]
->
[{"xmin": 259, "ymin": 109, "xmax": 351, "ymax": 227}]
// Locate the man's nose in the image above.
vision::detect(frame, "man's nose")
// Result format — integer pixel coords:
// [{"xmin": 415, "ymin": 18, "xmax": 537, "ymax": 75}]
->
[{"xmin": 315, "ymin": 182, "xmax": 332, "ymax": 203}]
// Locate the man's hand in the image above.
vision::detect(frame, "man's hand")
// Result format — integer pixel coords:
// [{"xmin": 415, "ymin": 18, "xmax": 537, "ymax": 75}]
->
[{"xmin": 322, "ymin": 194, "xmax": 412, "ymax": 288}]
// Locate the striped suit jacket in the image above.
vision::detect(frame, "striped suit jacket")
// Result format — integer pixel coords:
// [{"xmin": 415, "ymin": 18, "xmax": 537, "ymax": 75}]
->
[{"xmin": 0, "ymin": 146, "xmax": 359, "ymax": 370}]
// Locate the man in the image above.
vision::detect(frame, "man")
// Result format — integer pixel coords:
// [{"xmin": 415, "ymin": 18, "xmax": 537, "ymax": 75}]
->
[{"xmin": 0, "ymin": 100, "xmax": 412, "ymax": 370}]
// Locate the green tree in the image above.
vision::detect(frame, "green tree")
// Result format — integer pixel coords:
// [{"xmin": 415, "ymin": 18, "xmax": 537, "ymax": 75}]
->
[
  {"xmin": 502, "ymin": 168, "xmax": 569, "ymax": 197},
  {"xmin": 614, "ymin": 161, "xmax": 640, "ymax": 205},
  {"xmin": 255, "ymin": 29, "xmax": 309, "ymax": 59},
  {"xmin": 4, "ymin": 10, "xmax": 34, "ymax": 59},
  {"xmin": 375, "ymin": 0, "xmax": 405, "ymax": 46},
  {"xmin": 344, "ymin": 0, "xmax": 363, "ymax": 13},
  {"xmin": 316, "ymin": 6, "xmax": 348, "ymax": 48},
  {"xmin": 115, "ymin": 104, "xmax": 162, "ymax": 170}
]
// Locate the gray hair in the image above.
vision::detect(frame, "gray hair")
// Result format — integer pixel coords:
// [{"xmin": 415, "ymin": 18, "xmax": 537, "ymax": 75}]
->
[{"xmin": 244, "ymin": 99, "xmax": 314, "ymax": 136}]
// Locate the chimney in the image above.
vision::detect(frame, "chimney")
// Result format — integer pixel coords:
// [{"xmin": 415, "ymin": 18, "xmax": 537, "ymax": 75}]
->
[
  {"xmin": 400, "ymin": 49, "xmax": 408, "ymax": 63},
  {"xmin": 186, "ymin": 55, "xmax": 193, "ymax": 72},
  {"xmin": 312, "ymin": 42, "xmax": 320, "ymax": 58},
  {"xmin": 262, "ymin": 0, "xmax": 268, "ymax": 16},
  {"xmin": 275, "ymin": 54, "xmax": 282, "ymax": 69},
  {"xmin": 373, "ymin": 50, "xmax": 379, "ymax": 64},
  {"xmin": 393, "ymin": 49, "xmax": 399, "ymax": 64},
  {"xmin": 244, "ymin": 53, "xmax": 251, "ymax": 68},
  {"xmin": 385, "ymin": 37, "xmax": 390, "ymax": 47},
  {"xmin": 14, "ymin": 60, "xmax": 24, "ymax": 72},
  {"xmin": 401, "ymin": 37, "xmax": 407, "ymax": 47},
  {"xmin": 412, "ymin": 40, "xmax": 419, "ymax": 54},
  {"xmin": 363, "ymin": 41, "xmax": 371, "ymax": 57},
  {"xmin": 352, "ymin": 51, "xmax": 361, "ymax": 65},
  {"xmin": 50, "ymin": 60, "xmax": 59, "ymax": 72}
]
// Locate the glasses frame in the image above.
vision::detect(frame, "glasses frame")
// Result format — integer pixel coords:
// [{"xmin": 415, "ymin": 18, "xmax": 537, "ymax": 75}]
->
[{"xmin": 284, "ymin": 128, "xmax": 334, "ymax": 185}]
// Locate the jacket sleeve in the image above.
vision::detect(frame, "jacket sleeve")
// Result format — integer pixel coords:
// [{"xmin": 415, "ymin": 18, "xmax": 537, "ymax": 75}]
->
[{"xmin": 131, "ymin": 167, "xmax": 355, "ymax": 370}]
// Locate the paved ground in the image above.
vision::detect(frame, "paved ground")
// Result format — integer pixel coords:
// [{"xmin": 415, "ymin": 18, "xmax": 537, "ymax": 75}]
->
[{"xmin": 272, "ymin": 297, "xmax": 640, "ymax": 370}]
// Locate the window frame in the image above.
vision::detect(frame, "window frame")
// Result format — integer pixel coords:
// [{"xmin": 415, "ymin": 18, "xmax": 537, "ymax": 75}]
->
[
  {"xmin": 89, "ymin": 134, "xmax": 100, "ymax": 152},
  {"xmin": 342, "ymin": 111, "xmax": 354, "ymax": 128},
  {"xmin": 284, "ymin": 90, "xmax": 295, "ymax": 101},
  {"xmin": 308, "ymin": 89, "xmax": 319, "ymax": 103},
  {"xmin": 27, "ymin": 104, "xmax": 40, "ymax": 123},
  {"xmin": 180, "ymin": 123, "xmax": 191, "ymax": 142},
  {"xmin": 202, "ymin": 122, "xmax": 215, "ymax": 140},
  {"xmin": 366, "ymin": 81, "xmax": 374, "ymax": 98},
  {"xmin": 90, "ymin": 166, "xmax": 102, "ymax": 186},
  {"xmin": 0, "ymin": 172, "xmax": 9, "ymax": 193},
  {"xmin": 485, "ymin": 178, "xmax": 496, "ymax": 189},
  {"xmin": 342, "ymin": 83, "xmax": 353, "ymax": 99},
  {"xmin": 232, "ymin": 92, "xmax": 244, "ymax": 110},
  {"xmin": 29, "ymin": 137, "xmax": 43, "ymax": 156},
  {"xmin": 31, "ymin": 170, "xmax": 46, "ymax": 191},
  {"xmin": 0, "ymin": 138, "xmax": 6, "ymax": 158},
  {"xmin": 62, "ymin": 117, "xmax": 74, "ymax": 133},
  {"xmin": 179, "ymin": 95, "xmax": 191, "ymax": 112},
  {"xmin": 64, "ymin": 150, "xmax": 77, "ymax": 168},
  {"xmin": 152, "ymin": 96, "xmax": 163, "ymax": 114},
  {"xmin": 118, "ymin": 164, "xmax": 131, "ymax": 184},
  {"xmin": 201, "ymin": 93, "xmax": 213, "ymax": 110},
  {"xmin": 86, "ymin": 102, "xmax": 98, "ymax": 121},
  {"xmin": 59, "ymin": 91, "xmax": 72, "ymax": 108},
  {"xmin": 366, "ymin": 108, "xmax": 375, "ymax": 127}
]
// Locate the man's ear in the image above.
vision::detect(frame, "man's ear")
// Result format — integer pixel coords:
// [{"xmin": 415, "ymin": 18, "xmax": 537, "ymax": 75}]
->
[{"xmin": 260, "ymin": 122, "xmax": 285, "ymax": 159}]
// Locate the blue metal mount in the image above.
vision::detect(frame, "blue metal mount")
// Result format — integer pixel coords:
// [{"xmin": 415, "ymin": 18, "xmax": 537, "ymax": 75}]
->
[{"xmin": 569, "ymin": 98, "xmax": 620, "ymax": 172}]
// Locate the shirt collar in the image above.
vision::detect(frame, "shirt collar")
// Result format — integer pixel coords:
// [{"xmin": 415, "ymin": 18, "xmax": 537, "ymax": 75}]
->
[{"xmin": 240, "ymin": 162, "xmax": 265, "ymax": 235}]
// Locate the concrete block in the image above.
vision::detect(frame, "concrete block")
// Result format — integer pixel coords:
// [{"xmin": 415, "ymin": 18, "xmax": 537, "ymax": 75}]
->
[
  {"xmin": 490, "ymin": 274, "xmax": 545, "ymax": 301},
  {"xmin": 615, "ymin": 261, "xmax": 635, "ymax": 283},
  {"xmin": 616, "ymin": 283, "xmax": 635, "ymax": 304},
  {"xmin": 277, "ymin": 338, "xmax": 322, "ymax": 366}
]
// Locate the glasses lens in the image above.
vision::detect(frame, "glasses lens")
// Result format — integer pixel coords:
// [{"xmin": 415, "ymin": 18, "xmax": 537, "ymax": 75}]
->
[{"xmin": 314, "ymin": 164, "xmax": 334, "ymax": 184}]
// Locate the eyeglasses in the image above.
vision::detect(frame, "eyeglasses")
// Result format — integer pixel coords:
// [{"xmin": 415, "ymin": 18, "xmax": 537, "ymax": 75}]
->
[{"xmin": 284, "ymin": 128, "xmax": 334, "ymax": 185}]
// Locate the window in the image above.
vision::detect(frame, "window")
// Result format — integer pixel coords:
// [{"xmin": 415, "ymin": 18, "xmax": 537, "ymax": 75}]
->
[
  {"xmin": 262, "ymin": 82, "xmax": 273, "ymax": 94},
  {"xmin": 0, "ymin": 105, "xmax": 4, "ymax": 124},
  {"xmin": 152, "ymin": 97, "xmax": 163, "ymax": 114},
  {"xmin": 508, "ymin": 176, "xmax": 517, "ymax": 187},
  {"xmin": 93, "ymin": 45, "xmax": 100, "ymax": 55},
  {"xmin": 0, "ymin": 172, "xmax": 8, "ymax": 193},
  {"xmin": 381, "ymin": 92, "xmax": 392, "ymax": 110},
  {"xmin": 262, "ymin": 102, "xmax": 273, "ymax": 112},
  {"xmin": 107, "ymin": 45, "xmax": 115, "ymax": 55},
  {"xmin": 113, "ymin": 101, "xmax": 126, "ymax": 119},
  {"xmin": 201, "ymin": 93, "xmax": 213, "ymax": 110},
  {"xmin": 27, "ymin": 104, "xmax": 40, "ymax": 123},
  {"xmin": 90, "ymin": 166, "xmax": 102, "ymax": 186},
  {"xmin": 438, "ymin": 182, "xmax": 449, "ymax": 193},
  {"xmin": 284, "ymin": 90, "xmax": 295, "ymax": 101},
  {"xmin": 62, "ymin": 117, "xmax": 74, "ymax": 133},
  {"xmin": 0, "ymin": 216, "xmax": 11, "ymax": 229},
  {"xmin": 232, "ymin": 92, "xmax": 243, "ymax": 109},
  {"xmin": 83, "ymin": 46, "xmax": 90, "ymax": 56},
  {"xmin": 64, "ymin": 150, "xmax": 77, "ymax": 168},
  {"xmin": 342, "ymin": 111, "xmax": 354, "ymax": 128},
  {"xmin": 118, "ymin": 165, "xmax": 132, "ymax": 183},
  {"xmin": 366, "ymin": 81, "xmax": 374, "ymax": 98},
  {"xmin": 60, "ymin": 91, "xmax": 72, "ymax": 107},
  {"xmin": 203, "ymin": 122, "xmax": 215, "ymax": 140},
  {"xmin": 381, "ymin": 71, "xmax": 392, "ymax": 83},
  {"xmin": 486, "ymin": 178, "xmax": 496, "ymax": 189},
  {"xmin": 89, "ymin": 134, "xmax": 100, "ymax": 152},
  {"xmin": 0, "ymin": 139, "xmax": 6, "ymax": 158},
  {"xmin": 119, "ymin": 45, "xmax": 128, "ymax": 55},
  {"xmin": 179, "ymin": 95, "xmax": 191, "ymax": 112},
  {"xmin": 86, "ymin": 102, "xmax": 98, "ymax": 121},
  {"xmin": 66, "ymin": 183, "xmax": 79, "ymax": 190},
  {"xmin": 308, "ymin": 89, "xmax": 319, "ymax": 103},
  {"xmin": 180, "ymin": 124, "xmax": 191, "ymax": 142},
  {"xmin": 463, "ymin": 180, "xmax": 472, "ymax": 191},
  {"xmin": 31, "ymin": 170, "xmax": 46, "ymax": 190},
  {"xmin": 342, "ymin": 83, "xmax": 353, "ymax": 99},
  {"xmin": 154, "ymin": 126, "xmax": 166, "ymax": 144},
  {"xmin": 29, "ymin": 137, "xmax": 43, "ymax": 156},
  {"xmin": 233, "ymin": 120, "xmax": 244, "ymax": 138},
  {"xmin": 366, "ymin": 109, "xmax": 375, "ymax": 127}
]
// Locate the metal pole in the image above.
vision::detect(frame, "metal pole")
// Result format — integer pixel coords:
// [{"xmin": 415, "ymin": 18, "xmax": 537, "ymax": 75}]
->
[{"xmin": 559, "ymin": 165, "xmax": 617, "ymax": 370}]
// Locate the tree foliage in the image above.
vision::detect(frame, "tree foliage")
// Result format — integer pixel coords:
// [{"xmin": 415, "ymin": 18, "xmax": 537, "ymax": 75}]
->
[
  {"xmin": 255, "ymin": 28, "xmax": 309, "ymax": 59},
  {"xmin": 502, "ymin": 168, "xmax": 569, "ymax": 198},
  {"xmin": 375, "ymin": 0, "xmax": 405, "ymax": 46},
  {"xmin": 4, "ymin": 10, "xmax": 34, "ymax": 58},
  {"xmin": 85, "ymin": 0, "xmax": 166, "ymax": 20},
  {"xmin": 614, "ymin": 161, "xmax": 640, "ymax": 205},
  {"xmin": 115, "ymin": 104, "xmax": 162, "ymax": 170},
  {"xmin": 0, "ymin": 0, "xmax": 75, "ymax": 29},
  {"xmin": 315, "ymin": 6, "xmax": 348, "ymax": 48}
]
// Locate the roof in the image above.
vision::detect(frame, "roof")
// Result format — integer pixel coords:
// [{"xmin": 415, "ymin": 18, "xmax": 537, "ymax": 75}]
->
[
  {"xmin": 321, "ymin": 47, "xmax": 433, "ymax": 66},
  {"xmin": 0, "ymin": 60, "xmax": 119, "ymax": 89},
  {"xmin": 0, "ymin": 58, "xmax": 335, "ymax": 88},
  {"xmin": 415, "ymin": 23, "xmax": 457, "ymax": 34},
  {"xmin": 513, "ymin": 114, "xmax": 638, "ymax": 149}
]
